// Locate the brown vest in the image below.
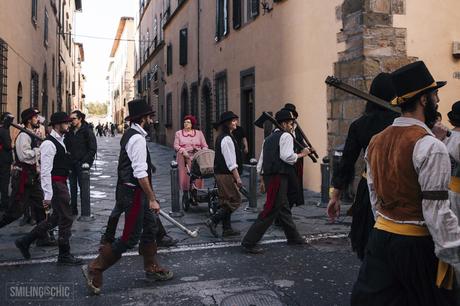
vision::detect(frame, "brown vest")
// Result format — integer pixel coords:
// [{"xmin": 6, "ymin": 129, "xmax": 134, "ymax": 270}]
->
[{"xmin": 367, "ymin": 125, "xmax": 429, "ymax": 222}]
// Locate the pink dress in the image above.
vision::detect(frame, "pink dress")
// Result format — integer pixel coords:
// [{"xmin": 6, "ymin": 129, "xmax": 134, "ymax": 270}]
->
[{"xmin": 174, "ymin": 129, "xmax": 208, "ymax": 191}]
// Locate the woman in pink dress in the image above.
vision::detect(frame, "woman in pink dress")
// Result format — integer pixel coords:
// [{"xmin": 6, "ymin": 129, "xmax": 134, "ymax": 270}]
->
[{"xmin": 174, "ymin": 115, "xmax": 208, "ymax": 193}]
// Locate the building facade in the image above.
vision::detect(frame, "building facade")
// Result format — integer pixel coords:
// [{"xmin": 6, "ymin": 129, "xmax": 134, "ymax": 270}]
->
[
  {"xmin": 0, "ymin": 0, "xmax": 83, "ymax": 123},
  {"xmin": 108, "ymin": 17, "xmax": 135, "ymax": 127}
]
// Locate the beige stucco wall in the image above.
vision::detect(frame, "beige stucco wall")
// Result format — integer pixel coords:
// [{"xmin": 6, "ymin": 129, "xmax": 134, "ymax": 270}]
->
[
  {"xmin": 393, "ymin": 0, "xmax": 460, "ymax": 126},
  {"xmin": 164, "ymin": 0, "xmax": 342, "ymax": 191}
]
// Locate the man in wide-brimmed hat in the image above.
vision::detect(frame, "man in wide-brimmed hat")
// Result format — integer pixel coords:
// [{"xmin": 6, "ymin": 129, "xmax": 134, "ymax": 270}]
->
[
  {"xmin": 15, "ymin": 111, "xmax": 82, "ymax": 264},
  {"xmin": 205, "ymin": 111, "xmax": 243, "ymax": 238},
  {"xmin": 0, "ymin": 108, "xmax": 55, "ymax": 246},
  {"xmin": 82, "ymin": 99, "xmax": 172, "ymax": 295},
  {"xmin": 351, "ymin": 61, "xmax": 460, "ymax": 305},
  {"xmin": 241, "ymin": 109, "xmax": 311, "ymax": 254}
]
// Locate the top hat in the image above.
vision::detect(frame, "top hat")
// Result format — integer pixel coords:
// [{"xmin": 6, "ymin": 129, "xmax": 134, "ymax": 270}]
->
[
  {"xmin": 21, "ymin": 108, "xmax": 40, "ymax": 123},
  {"xmin": 281, "ymin": 103, "xmax": 298, "ymax": 118},
  {"xmin": 49, "ymin": 112, "xmax": 72, "ymax": 126},
  {"xmin": 448, "ymin": 101, "xmax": 460, "ymax": 123},
  {"xmin": 217, "ymin": 111, "xmax": 239, "ymax": 126},
  {"xmin": 275, "ymin": 109, "xmax": 296, "ymax": 123},
  {"xmin": 125, "ymin": 99, "xmax": 155, "ymax": 121},
  {"xmin": 370, "ymin": 72, "xmax": 396, "ymax": 102},
  {"xmin": 390, "ymin": 61, "xmax": 446, "ymax": 106}
]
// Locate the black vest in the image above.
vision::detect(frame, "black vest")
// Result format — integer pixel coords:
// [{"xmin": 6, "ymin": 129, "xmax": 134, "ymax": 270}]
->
[
  {"xmin": 262, "ymin": 130, "xmax": 293, "ymax": 176},
  {"xmin": 14, "ymin": 131, "xmax": 39, "ymax": 163},
  {"xmin": 214, "ymin": 132, "xmax": 243, "ymax": 175},
  {"xmin": 118, "ymin": 128, "xmax": 152, "ymax": 186},
  {"xmin": 46, "ymin": 134, "xmax": 72, "ymax": 177}
]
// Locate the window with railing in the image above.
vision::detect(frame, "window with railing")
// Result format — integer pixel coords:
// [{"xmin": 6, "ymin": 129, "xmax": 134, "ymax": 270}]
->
[{"xmin": 0, "ymin": 39, "xmax": 7, "ymax": 113}]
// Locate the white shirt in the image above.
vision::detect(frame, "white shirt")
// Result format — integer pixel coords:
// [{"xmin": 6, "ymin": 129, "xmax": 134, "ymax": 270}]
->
[
  {"xmin": 221, "ymin": 136, "xmax": 238, "ymax": 172},
  {"xmin": 444, "ymin": 130, "xmax": 460, "ymax": 164},
  {"xmin": 126, "ymin": 123, "xmax": 149, "ymax": 180},
  {"xmin": 40, "ymin": 130, "xmax": 67, "ymax": 201},
  {"xmin": 365, "ymin": 117, "xmax": 460, "ymax": 265},
  {"xmin": 256, "ymin": 129, "xmax": 299, "ymax": 174},
  {"xmin": 15, "ymin": 130, "xmax": 39, "ymax": 164}
]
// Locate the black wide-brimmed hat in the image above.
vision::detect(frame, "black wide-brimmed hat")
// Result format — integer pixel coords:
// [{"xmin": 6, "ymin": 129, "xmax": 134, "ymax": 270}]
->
[
  {"xmin": 275, "ymin": 109, "xmax": 296, "ymax": 123},
  {"xmin": 125, "ymin": 98, "xmax": 155, "ymax": 121},
  {"xmin": 21, "ymin": 108, "xmax": 40, "ymax": 123},
  {"xmin": 281, "ymin": 103, "xmax": 298, "ymax": 118},
  {"xmin": 390, "ymin": 61, "xmax": 446, "ymax": 106},
  {"xmin": 217, "ymin": 111, "xmax": 239, "ymax": 126},
  {"xmin": 370, "ymin": 72, "xmax": 396, "ymax": 102},
  {"xmin": 448, "ymin": 101, "xmax": 460, "ymax": 123},
  {"xmin": 49, "ymin": 112, "xmax": 72, "ymax": 126}
]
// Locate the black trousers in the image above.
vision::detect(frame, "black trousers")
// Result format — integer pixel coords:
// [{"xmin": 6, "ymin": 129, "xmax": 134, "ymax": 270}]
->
[
  {"xmin": 0, "ymin": 163, "xmax": 11, "ymax": 210},
  {"xmin": 242, "ymin": 175, "xmax": 301, "ymax": 247},
  {"xmin": 69, "ymin": 163, "xmax": 91, "ymax": 216},
  {"xmin": 31, "ymin": 181, "xmax": 74, "ymax": 244},
  {"xmin": 0, "ymin": 166, "xmax": 44, "ymax": 227},
  {"xmin": 351, "ymin": 228, "xmax": 455, "ymax": 306}
]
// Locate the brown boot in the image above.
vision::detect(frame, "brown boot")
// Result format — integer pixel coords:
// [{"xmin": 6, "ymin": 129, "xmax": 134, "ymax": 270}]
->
[
  {"xmin": 81, "ymin": 244, "xmax": 120, "ymax": 295},
  {"xmin": 139, "ymin": 242, "xmax": 173, "ymax": 282}
]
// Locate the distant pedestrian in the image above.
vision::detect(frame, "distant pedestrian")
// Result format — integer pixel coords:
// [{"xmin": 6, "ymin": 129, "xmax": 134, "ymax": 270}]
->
[
  {"xmin": 110, "ymin": 123, "xmax": 116, "ymax": 137},
  {"xmin": 96, "ymin": 123, "xmax": 104, "ymax": 137},
  {"xmin": 0, "ymin": 112, "xmax": 13, "ymax": 212},
  {"xmin": 66, "ymin": 110, "xmax": 97, "ymax": 218}
]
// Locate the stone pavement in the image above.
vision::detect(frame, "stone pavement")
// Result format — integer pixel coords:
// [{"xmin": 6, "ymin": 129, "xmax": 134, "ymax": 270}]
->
[{"xmin": 0, "ymin": 135, "xmax": 352, "ymax": 263}]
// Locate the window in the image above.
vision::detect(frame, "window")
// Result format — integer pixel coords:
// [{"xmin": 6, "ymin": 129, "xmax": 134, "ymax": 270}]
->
[
  {"xmin": 31, "ymin": 70, "xmax": 39, "ymax": 108},
  {"xmin": 31, "ymin": 0, "xmax": 38, "ymax": 24},
  {"xmin": 233, "ymin": 0, "xmax": 242, "ymax": 29},
  {"xmin": 215, "ymin": 72, "xmax": 227, "ymax": 117},
  {"xmin": 234, "ymin": 0, "xmax": 259, "ymax": 29},
  {"xmin": 0, "ymin": 39, "xmax": 7, "ymax": 113},
  {"xmin": 44, "ymin": 9, "xmax": 49, "ymax": 46},
  {"xmin": 166, "ymin": 93, "xmax": 172, "ymax": 127},
  {"xmin": 166, "ymin": 44, "xmax": 173, "ymax": 75},
  {"xmin": 215, "ymin": 0, "xmax": 228, "ymax": 41},
  {"xmin": 52, "ymin": 55, "xmax": 55, "ymax": 87},
  {"xmin": 250, "ymin": 0, "xmax": 260, "ymax": 18},
  {"xmin": 190, "ymin": 83, "xmax": 198, "ymax": 118},
  {"xmin": 179, "ymin": 28, "xmax": 188, "ymax": 66}
]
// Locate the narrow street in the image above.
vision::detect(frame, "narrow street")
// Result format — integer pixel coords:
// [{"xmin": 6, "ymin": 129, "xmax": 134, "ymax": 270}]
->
[{"xmin": 0, "ymin": 135, "xmax": 359, "ymax": 305}]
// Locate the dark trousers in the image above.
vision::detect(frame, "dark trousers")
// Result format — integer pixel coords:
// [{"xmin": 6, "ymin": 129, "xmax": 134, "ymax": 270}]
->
[
  {"xmin": 110, "ymin": 184, "xmax": 159, "ymax": 257},
  {"xmin": 242, "ymin": 175, "xmax": 301, "ymax": 247},
  {"xmin": 69, "ymin": 164, "xmax": 91, "ymax": 216},
  {"xmin": 351, "ymin": 228, "xmax": 455, "ymax": 306},
  {"xmin": 31, "ymin": 181, "xmax": 74, "ymax": 244},
  {"xmin": 0, "ymin": 167, "xmax": 44, "ymax": 227},
  {"xmin": 0, "ymin": 163, "xmax": 11, "ymax": 210}
]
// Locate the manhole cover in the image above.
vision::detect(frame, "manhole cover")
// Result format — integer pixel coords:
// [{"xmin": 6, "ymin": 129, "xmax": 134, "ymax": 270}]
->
[{"xmin": 220, "ymin": 292, "xmax": 283, "ymax": 306}]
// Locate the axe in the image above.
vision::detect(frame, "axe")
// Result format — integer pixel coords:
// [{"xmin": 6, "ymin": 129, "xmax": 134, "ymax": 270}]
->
[
  {"xmin": 1, "ymin": 113, "xmax": 45, "ymax": 142},
  {"xmin": 254, "ymin": 111, "xmax": 318, "ymax": 163}
]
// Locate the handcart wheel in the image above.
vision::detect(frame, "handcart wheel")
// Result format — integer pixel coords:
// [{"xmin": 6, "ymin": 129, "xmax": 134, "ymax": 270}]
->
[{"xmin": 182, "ymin": 192, "xmax": 190, "ymax": 211}]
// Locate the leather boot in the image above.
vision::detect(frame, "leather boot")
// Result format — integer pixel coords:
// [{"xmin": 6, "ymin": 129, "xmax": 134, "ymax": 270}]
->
[
  {"xmin": 57, "ymin": 242, "xmax": 83, "ymax": 266},
  {"xmin": 100, "ymin": 216, "xmax": 119, "ymax": 245},
  {"xmin": 139, "ymin": 242, "xmax": 173, "ymax": 282},
  {"xmin": 81, "ymin": 243, "xmax": 120, "ymax": 295},
  {"xmin": 15, "ymin": 231, "xmax": 39, "ymax": 259},
  {"xmin": 204, "ymin": 207, "xmax": 227, "ymax": 238},
  {"xmin": 222, "ymin": 212, "xmax": 240, "ymax": 237}
]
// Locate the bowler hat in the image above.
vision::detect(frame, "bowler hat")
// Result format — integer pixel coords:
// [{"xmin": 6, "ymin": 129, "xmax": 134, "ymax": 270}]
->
[
  {"xmin": 448, "ymin": 101, "xmax": 460, "ymax": 123},
  {"xmin": 390, "ymin": 61, "xmax": 446, "ymax": 106},
  {"xmin": 49, "ymin": 112, "xmax": 72, "ymax": 126},
  {"xmin": 125, "ymin": 99, "xmax": 155, "ymax": 121},
  {"xmin": 281, "ymin": 103, "xmax": 298, "ymax": 118},
  {"xmin": 21, "ymin": 108, "xmax": 40, "ymax": 123},
  {"xmin": 275, "ymin": 109, "xmax": 296, "ymax": 123},
  {"xmin": 217, "ymin": 111, "xmax": 239, "ymax": 126}
]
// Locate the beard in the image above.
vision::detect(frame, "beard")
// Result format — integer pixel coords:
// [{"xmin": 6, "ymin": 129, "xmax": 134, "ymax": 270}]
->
[{"xmin": 423, "ymin": 94, "xmax": 438, "ymax": 128}]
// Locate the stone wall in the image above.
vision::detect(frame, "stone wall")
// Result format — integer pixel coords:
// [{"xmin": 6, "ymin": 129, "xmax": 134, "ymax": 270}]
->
[{"xmin": 328, "ymin": 0, "xmax": 414, "ymax": 191}]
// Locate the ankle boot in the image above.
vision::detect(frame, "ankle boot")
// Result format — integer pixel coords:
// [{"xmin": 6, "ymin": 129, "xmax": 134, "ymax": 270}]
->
[
  {"xmin": 205, "ymin": 208, "xmax": 227, "ymax": 238},
  {"xmin": 100, "ymin": 216, "xmax": 119, "ymax": 245},
  {"xmin": 15, "ymin": 232, "xmax": 39, "ymax": 259},
  {"xmin": 57, "ymin": 242, "xmax": 83, "ymax": 266},
  {"xmin": 139, "ymin": 242, "xmax": 173, "ymax": 282},
  {"xmin": 82, "ymin": 243, "xmax": 120, "ymax": 295},
  {"xmin": 222, "ymin": 212, "xmax": 240, "ymax": 237}
]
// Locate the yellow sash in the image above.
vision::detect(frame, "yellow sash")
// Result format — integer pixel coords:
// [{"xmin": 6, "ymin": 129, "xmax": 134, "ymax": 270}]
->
[
  {"xmin": 374, "ymin": 217, "xmax": 454, "ymax": 289},
  {"xmin": 449, "ymin": 176, "xmax": 460, "ymax": 193}
]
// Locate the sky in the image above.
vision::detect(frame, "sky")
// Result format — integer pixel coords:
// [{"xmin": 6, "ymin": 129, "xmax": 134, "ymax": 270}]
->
[{"xmin": 75, "ymin": 0, "xmax": 137, "ymax": 104}]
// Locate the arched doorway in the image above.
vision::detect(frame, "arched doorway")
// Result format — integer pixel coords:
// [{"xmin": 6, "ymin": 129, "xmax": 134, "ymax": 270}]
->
[
  {"xmin": 201, "ymin": 79, "xmax": 213, "ymax": 147},
  {"xmin": 180, "ymin": 84, "xmax": 189, "ymax": 121},
  {"xmin": 17, "ymin": 82, "xmax": 22, "ymax": 122}
]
